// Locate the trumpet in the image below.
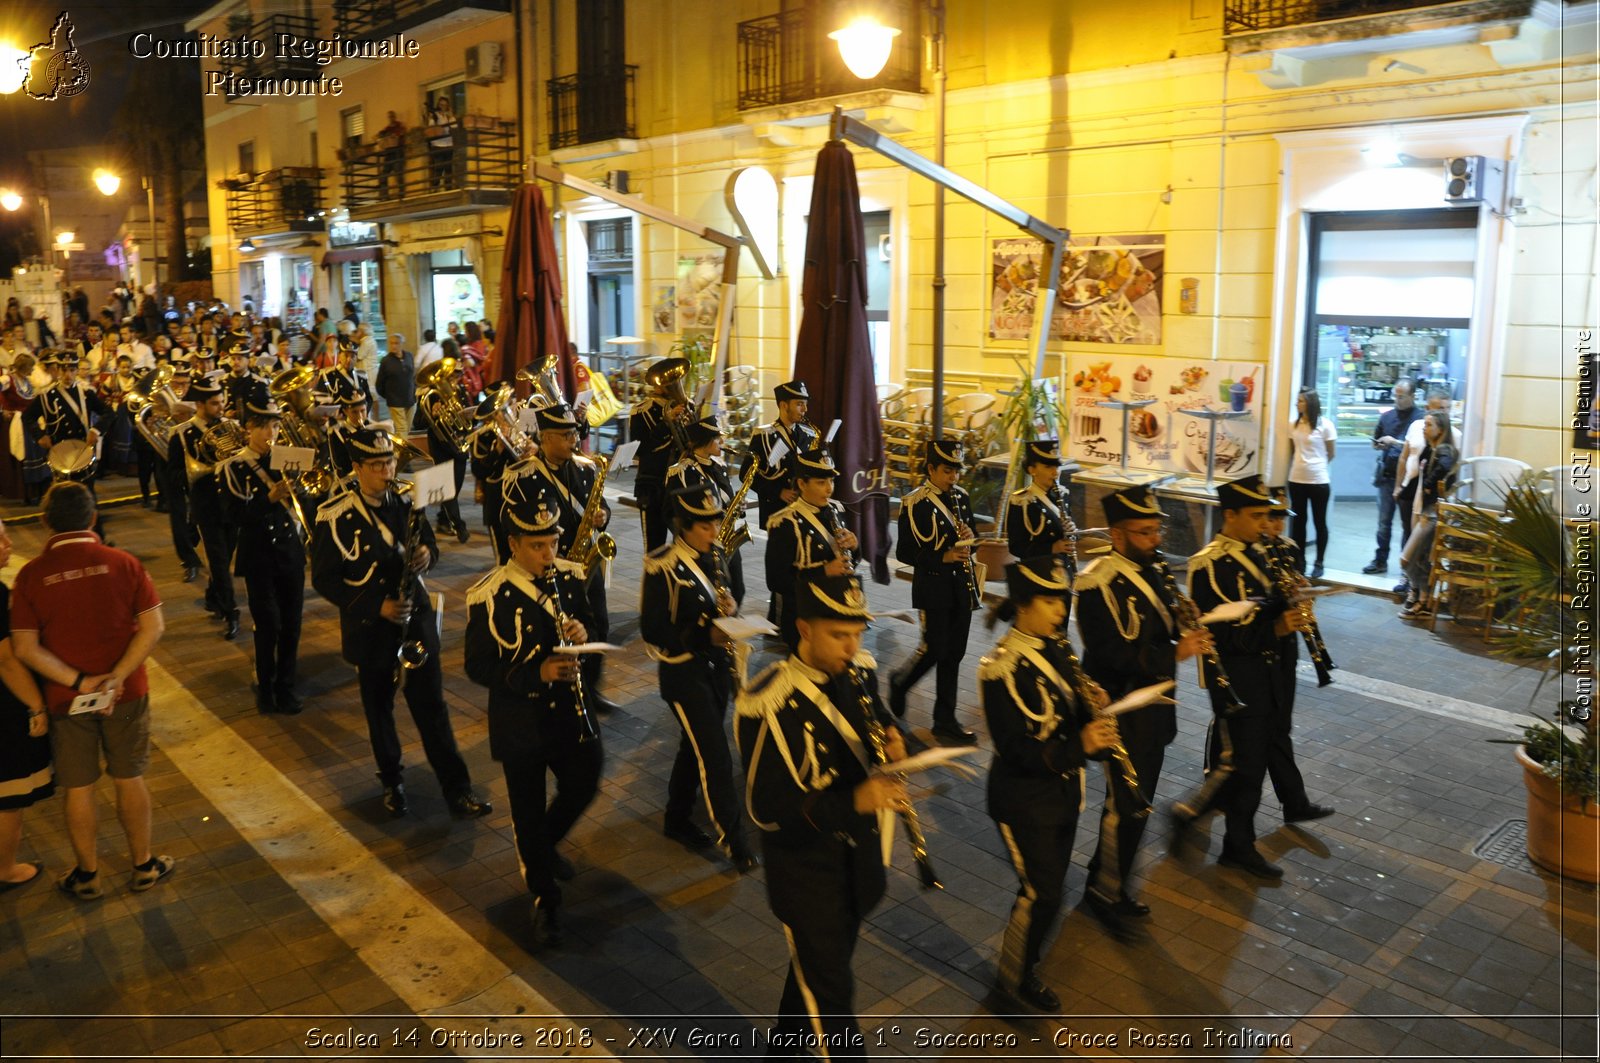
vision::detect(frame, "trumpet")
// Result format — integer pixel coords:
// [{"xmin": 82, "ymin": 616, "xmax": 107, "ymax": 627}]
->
[
  {"xmin": 1261, "ymin": 536, "xmax": 1335, "ymax": 687},
  {"xmin": 852, "ymin": 663, "xmax": 941, "ymax": 890},
  {"xmin": 1058, "ymin": 636, "xmax": 1151, "ymax": 820},
  {"xmin": 544, "ymin": 567, "xmax": 601, "ymax": 744},
  {"xmin": 1151, "ymin": 556, "xmax": 1246, "ymax": 715}
]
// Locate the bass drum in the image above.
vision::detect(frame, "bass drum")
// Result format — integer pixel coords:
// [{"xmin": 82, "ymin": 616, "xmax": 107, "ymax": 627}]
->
[{"xmin": 47, "ymin": 439, "xmax": 99, "ymax": 483}]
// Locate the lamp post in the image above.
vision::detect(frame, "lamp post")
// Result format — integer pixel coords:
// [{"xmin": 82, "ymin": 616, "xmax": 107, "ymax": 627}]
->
[
  {"xmin": 142, "ymin": 175, "xmax": 159, "ymax": 289},
  {"xmin": 833, "ymin": 2, "xmax": 946, "ymax": 437}
]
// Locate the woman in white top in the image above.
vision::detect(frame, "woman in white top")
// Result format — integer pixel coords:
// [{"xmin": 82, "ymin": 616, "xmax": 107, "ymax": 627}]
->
[{"xmin": 1287, "ymin": 387, "xmax": 1337, "ymax": 578}]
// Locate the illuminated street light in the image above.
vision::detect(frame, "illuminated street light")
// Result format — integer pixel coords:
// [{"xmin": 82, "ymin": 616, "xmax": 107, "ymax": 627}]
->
[
  {"xmin": 56, "ymin": 231, "xmax": 75, "ymax": 246},
  {"xmin": 0, "ymin": 45, "xmax": 27, "ymax": 95},
  {"xmin": 93, "ymin": 169, "xmax": 122, "ymax": 196},
  {"xmin": 828, "ymin": 17, "xmax": 900, "ymax": 80},
  {"xmin": 0, "ymin": 190, "xmax": 21, "ymax": 212}
]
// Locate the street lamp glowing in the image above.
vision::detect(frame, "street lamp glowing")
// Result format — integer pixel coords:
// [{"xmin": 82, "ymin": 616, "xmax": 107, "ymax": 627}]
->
[
  {"xmin": 0, "ymin": 190, "xmax": 20, "ymax": 212},
  {"xmin": 829, "ymin": 16, "xmax": 900, "ymax": 80},
  {"xmin": 56, "ymin": 231, "xmax": 74, "ymax": 246},
  {"xmin": 94, "ymin": 169, "xmax": 122, "ymax": 196},
  {"xmin": 0, "ymin": 45, "xmax": 27, "ymax": 95}
]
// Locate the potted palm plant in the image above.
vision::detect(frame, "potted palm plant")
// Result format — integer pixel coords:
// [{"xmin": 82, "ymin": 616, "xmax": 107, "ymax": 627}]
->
[
  {"xmin": 1470, "ymin": 479, "xmax": 1597, "ymax": 882},
  {"xmin": 970, "ymin": 362, "xmax": 1066, "ymax": 578}
]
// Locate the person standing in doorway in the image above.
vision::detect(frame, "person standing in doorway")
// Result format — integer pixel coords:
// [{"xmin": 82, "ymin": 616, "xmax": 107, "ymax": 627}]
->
[
  {"xmin": 1364, "ymin": 380, "xmax": 1419, "ymax": 576},
  {"xmin": 1286, "ymin": 388, "xmax": 1337, "ymax": 579}
]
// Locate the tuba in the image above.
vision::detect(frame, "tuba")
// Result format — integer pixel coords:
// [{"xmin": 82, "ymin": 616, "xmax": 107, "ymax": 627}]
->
[
  {"xmin": 187, "ymin": 418, "xmax": 248, "ymax": 484},
  {"xmin": 126, "ymin": 364, "xmax": 177, "ymax": 453},
  {"xmin": 644, "ymin": 357, "xmax": 694, "ymax": 453},
  {"xmin": 270, "ymin": 364, "xmax": 329, "ymax": 453},
  {"xmin": 416, "ymin": 357, "xmax": 476, "ymax": 451},
  {"xmin": 515, "ymin": 352, "xmax": 568, "ymax": 408}
]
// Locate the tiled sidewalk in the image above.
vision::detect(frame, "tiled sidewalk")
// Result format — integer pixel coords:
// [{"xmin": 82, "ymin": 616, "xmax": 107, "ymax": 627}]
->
[{"xmin": 0, "ymin": 475, "xmax": 1594, "ymax": 1061}]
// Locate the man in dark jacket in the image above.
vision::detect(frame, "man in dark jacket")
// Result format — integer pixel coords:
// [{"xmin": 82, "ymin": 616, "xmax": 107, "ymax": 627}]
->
[{"xmin": 375, "ymin": 333, "xmax": 416, "ymax": 444}]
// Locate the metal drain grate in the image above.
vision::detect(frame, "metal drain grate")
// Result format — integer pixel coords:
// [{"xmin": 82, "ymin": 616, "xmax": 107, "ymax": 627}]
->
[{"xmin": 1474, "ymin": 819, "xmax": 1536, "ymax": 873}]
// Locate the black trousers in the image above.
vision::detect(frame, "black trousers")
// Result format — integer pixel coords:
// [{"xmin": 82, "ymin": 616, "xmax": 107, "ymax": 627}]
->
[
  {"xmin": 995, "ymin": 808, "xmax": 1078, "ymax": 989},
  {"xmin": 661, "ymin": 657, "xmax": 743, "ymax": 850},
  {"xmin": 243, "ymin": 558, "xmax": 304, "ymax": 703},
  {"xmin": 895, "ymin": 593, "xmax": 974, "ymax": 727},
  {"xmin": 163, "ymin": 474, "xmax": 203, "ymax": 568},
  {"xmin": 426, "ymin": 450, "xmax": 467, "ymax": 531},
  {"xmin": 501, "ymin": 738, "xmax": 603, "ymax": 904},
  {"xmin": 134, "ymin": 434, "xmax": 159, "ymax": 500},
  {"xmin": 483, "ymin": 483, "xmax": 508, "ymax": 564},
  {"xmin": 357, "ymin": 649, "xmax": 471, "ymax": 797},
  {"xmin": 1288, "ymin": 481, "xmax": 1331, "ymax": 570},
  {"xmin": 196, "ymin": 511, "xmax": 237, "ymax": 615},
  {"xmin": 727, "ymin": 548, "xmax": 747, "ymax": 608},
  {"xmin": 1200, "ymin": 711, "xmax": 1271, "ymax": 856},
  {"xmin": 1087, "ymin": 739, "xmax": 1166, "ymax": 902},
  {"xmin": 637, "ymin": 476, "xmax": 669, "ymax": 552},
  {"xmin": 1265, "ymin": 688, "xmax": 1310, "ymax": 815},
  {"xmin": 770, "ymin": 913, "xmax": 868, "ymax": 1060},
  {"xmin": 581, "ymin": 568, "xmax": 610, "ymax": 698}
]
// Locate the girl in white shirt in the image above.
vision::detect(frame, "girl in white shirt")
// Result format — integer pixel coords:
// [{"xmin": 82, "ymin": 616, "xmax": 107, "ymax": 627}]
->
[{"xmin": 1287, "ymin": 387, "xmax": 1337, "ymax": 578}]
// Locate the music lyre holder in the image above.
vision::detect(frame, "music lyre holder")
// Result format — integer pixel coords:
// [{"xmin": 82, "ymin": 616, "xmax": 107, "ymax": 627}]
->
[{"xmin": 1093, "ymin": 398, "xmax": 1159, "ymax": 483}]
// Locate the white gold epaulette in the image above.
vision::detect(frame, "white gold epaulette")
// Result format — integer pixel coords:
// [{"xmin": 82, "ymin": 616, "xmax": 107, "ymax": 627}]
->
[
  {"xmin": 666, "ymin": 458, "xmax": 690, "ymax": 478},
  {"xmin": 852, "ymin": 649, "xmax": 878, "ymax": 671},
  {"xmin": 643, "ymin": 544, "xmax": 676, "ymax": 575},
  {"xmin": 736, "ymin": 660, "xmax": 792, "ymax": 718},
  {"xmin": 554, "ymin": 558, "xmax": 586, "ymax": 576},
  {"xmin": 466, "ymin": 566, "xmax": 510, "ymax": 606},
  {"xmin": 1192, "ymin": 538, "xmax": 1228, "ymax": 563},
  {"xmin": 902, "ymin": 483, "xmax": 929, "ymax": 505},
  {"xmin": 1009, "ymin": 486, "xmax": 1033, "ymax": 502},
  {"xmin": 315, "ymin": 490, "xmax": 359, "ymax": 523},
  {"xmin": 1073, "ymin": 556, "xmax": 1117, "ymax": 592},
  {"xmin": 766, "ymin": 506, "xmax": 797, "ymax": 532},
  {"xmin": 978, "ymin": 644, "xmax": 1018, "ymax": 681}
]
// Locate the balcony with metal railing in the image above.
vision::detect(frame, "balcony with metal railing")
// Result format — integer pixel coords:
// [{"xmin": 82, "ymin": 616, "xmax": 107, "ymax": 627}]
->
[
  {"xmin": 340, "ymin": 116, "xmax": 518, "ymax": 223},
  {"xmin": 546, "ymin": 67, "xmax": 638, "ymax": 151},
  {"xmin": 1225, "ymin": 0, "xmax": 1543, "ymax": 56},
  {"xmin": 215, "ymin": 12, "xmax": 322, "ymax": 102},
  {"xmin": 737, "ymin": 2, "xmax": 921, "ymax": 111},
  {"xmin": 332, "ymin": 0, "xmax": 511, "ymax": 39},
  {"xmin": 224, "ymin": 168, "xmax": 328, "ymax": 238}
]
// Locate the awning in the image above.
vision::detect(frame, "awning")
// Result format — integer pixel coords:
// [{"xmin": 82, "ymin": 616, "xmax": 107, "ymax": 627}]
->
[{"xmin": 321, "ymin": 246, "xmax": 384, "ymax": 268}]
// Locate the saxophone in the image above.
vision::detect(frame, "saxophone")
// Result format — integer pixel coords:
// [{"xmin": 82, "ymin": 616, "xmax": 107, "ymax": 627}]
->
[
  {"xmin": 1057, "ymin": 635, "xmax": 1152, "ymax": 820},
  {"xmin": 1151, "ymin": 556, "xmax": 1247, "ymax": 716},
  {"xmin": 1261, "ymin": 535, "xmax": 1335, "ymax": 687},
  {"xmin": 566, "ymin": 453, "xmax": 617, "ymax": 580},
  {"xmin": 852, "ymin": 663, "xmax": 941, "ymax": 890},
  {"xmin": 719, "ymin": 458, "xmax": 759, "ymax": 550}
]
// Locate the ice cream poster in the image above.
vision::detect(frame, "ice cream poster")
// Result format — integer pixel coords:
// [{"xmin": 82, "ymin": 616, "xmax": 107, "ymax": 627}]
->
[
  {"xmin": 677, "ymin": 253, "xmax": 725, "ymax": 330},
  {"xmin": 1064, "ymin": 354, "xmax": 1264, "ymax": 477},
  {"xmin": 990, "ymin": 235, "xmax": 1164, "ymax": 344}
]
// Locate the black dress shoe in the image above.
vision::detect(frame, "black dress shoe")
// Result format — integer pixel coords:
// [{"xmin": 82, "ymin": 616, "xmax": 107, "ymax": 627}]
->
[
  {"xmin": 1284, "ymin": 803, "xmax": 1335, "ymax": 824},
  {"xmin": 664, "ymin": 818, "xmax": 713, "ymax": 849},
  {"xmin": 456, "ymin": 522, "xmax": 471, "ymax": 544},
  {"xmin": 251, "ymin": 683, "xmax": 277, "ymax": 714},
  {"xmin": 887, "ymin": 675, "xmax": 908, "ymax": 719},
  {"xmin": 382, "ymin": 783, "xmax": 409, "ymax": 818},
  {"xmin": 447, "ymin": 791, "xmax": 492, "ymax": 819},
  {"xmin": 1362, "ymin": 560, "xmax": 1387, "ymax": 574},
  {"xmin": 531, "ymin": 896, "xmax": 563, "ymax": 947},
  {"xmin": 1012, "ymin": 974, "xmax": 1060, "ymax": 1013},
  {"xmin": 588, "ymin": 694, "xmax": 621, "ymax": 715},
  {"xmin": 550, "ymin": 853, "xmax": 575, "ymax": 881},
  {"xmin": 729, "ymin": 845, "xmax": 760, "ymax": 874},
  {"xmin": 222, "ymin": 613, "xmax": 240, "ymax": 641},
  {"xmin": 1311, "ymin": 563, "xmax": 1325, "ymax": 579},
  {"xmin": 930, "ymin": 723, "xmax": 977, "ymax": 746},
  {"xmin": 154, "ymin": 503, "xmax": 169, "ymax": 514},
  {"xmin": 182, "ymin": 565, "xmax": 200, "ymax": 583},
  {"xmin": 1219, "ymin": 848, "xmax": 1283, "ymax": 880},
  {"xmin": 1117, "ymin": 895, "xmax": 1152, "ymax": 918},
  {"xmin": 274, "ymin": 689, "xmax": 303, "ymax": 715},
  {"xmin": 1083, "ymin": 890, "xmax": 1133, "ymax": 941}
]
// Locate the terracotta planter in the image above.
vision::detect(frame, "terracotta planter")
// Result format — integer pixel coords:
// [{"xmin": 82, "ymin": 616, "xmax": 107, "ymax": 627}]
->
[
  {"xmin": 1516, "ymin": 745, "xmax": 1600, "ymax": 883},
  {"xmin": 974, "ymin": 538, "xmax": 1013, "ymax": 583}
]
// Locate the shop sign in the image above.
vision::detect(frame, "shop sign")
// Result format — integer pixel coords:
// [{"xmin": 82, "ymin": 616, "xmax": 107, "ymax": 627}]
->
[
  {"xmin": 328, "ymin": 221, "xmax": 380, "ymax": 248},
  {"xmin": 991, "ymin": 235, "xmax": 1165, "ymax": 345}
]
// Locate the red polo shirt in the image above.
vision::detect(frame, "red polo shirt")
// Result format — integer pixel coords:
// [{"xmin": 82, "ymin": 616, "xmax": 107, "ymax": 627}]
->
[{"xmin": 11, "ymin": 531, "xmax": 162, "ymax": 715}]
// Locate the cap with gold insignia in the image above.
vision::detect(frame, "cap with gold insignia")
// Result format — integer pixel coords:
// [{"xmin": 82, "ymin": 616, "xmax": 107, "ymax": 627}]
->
[
  {"xmin": 774, "ymin": 380, "xmax": 809, "ymax": 403},
  {"xmin": 1102, "ymin": 484, "xmax": 1165, "ymax": 525},
  {"xmin": 347, "ymin": 427, "xmax": 395, "ymax": 460},
  {"xmin": 1216, "ymin": 473, "xmax": 1274, "ymax": 511},
  {"xmin": 1268, "ymin": 484, "xmax": 1295, "ymax": 517},
  {"xmin": 35, "ymin": 349, "xmax": 58, "ymax": 368},
  {"xmin": 1023, "ymin": 439, "xmax": 1062, "ymax": 467},
  {"xmin": 924, "ymin": 438, "xmax": 964, "ymax": 470},
  {"xmin": 183, "ymin": 377, "xmax": 224, "ymax": 402},
  {"xmin": 789, "ymin": 447, "xmax": 839, "ymax": 481},
  {"xmin": 668, "ymin": 484, "xmax": 725, "ymax": 526},
  {"xmin": 55, "ymin": 351, "xmax": 80, "ymax": 368},
  {"xmin": 686, "ymin": 414, "xmax": 722, "ymax": 448},
  {"xmin": 795, "ymin": 569, "xmax": 873, "ymax": 622},
  {"xmin": 534, "ymin": 403, "xmax": 579, "ymax": 433},
  {"xmin": 1005, "ymin": 554, "xmax": 1072, "ymax": 603},
  {"xmin": 192, "ymin": 345, "xmax": 216, "ymax": 362},
  {"xmin": 242, "ymin": 385, "xmax": 283, "ymax": 421},
  {"xmin": 504, "ymin": 491, "xmax": 562, "ymax": 536}
]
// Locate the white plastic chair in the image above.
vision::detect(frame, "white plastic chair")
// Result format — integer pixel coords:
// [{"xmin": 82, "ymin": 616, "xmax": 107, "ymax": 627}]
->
[
  {"xmin": 1454, "ymin": 456, "xmax": 1532, "ymax": 511},
  {"xmin": 944, "ymin": 392, "xmax": 997, "ymax": 434},
  {"xmin": 1540, "ymin": 465, "xmax": 1591, "ymax": 522}
]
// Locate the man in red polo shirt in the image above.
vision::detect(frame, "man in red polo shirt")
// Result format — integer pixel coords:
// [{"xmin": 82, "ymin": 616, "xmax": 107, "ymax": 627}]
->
[{"xmin": 11, "ymin": 482, "xmax": 170, "ymax": 900}]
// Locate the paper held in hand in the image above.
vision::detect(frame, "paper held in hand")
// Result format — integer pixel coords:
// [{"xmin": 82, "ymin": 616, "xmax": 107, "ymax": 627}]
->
[
  {"xmin": 825, "ymin": 419, "xmax": 842, "ymax": 443},
  {"xmin": 611, "ymin": 439, "xmax": 641, "ymax": 469},
  {"xmin": 765, "ymin": 439, "xmax": 789, "ymax": 471},
  {"xmin": 1102, "ymin": 680, "xmax": 1177, "ymax": 717},
  {"xmin": 1198, "ymin": 599, "xmax": 1258, "ymax": 625},
  {"xmin": 713, "ymin": 615, "xmax": 780, "ymax": 640},
  {"xmin": 552, "ymin": 642, "xmax": 627, "ymax": 654},
  {"xmin": 407, "ymin": 461, "xmax": 460, "ymax": 510},
  {"xmin": 270, "ymin": 444, "xmax": 317, "ymax": 474},
  {"xmin": 874, "ymin": 745, "xmax": 980, "ymax": 778}
]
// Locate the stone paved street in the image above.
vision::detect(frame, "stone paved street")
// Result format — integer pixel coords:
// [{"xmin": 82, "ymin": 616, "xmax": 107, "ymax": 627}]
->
[{"xmin": 0, "ymin": 473, "xmax": 1594, "ymax": 1061}]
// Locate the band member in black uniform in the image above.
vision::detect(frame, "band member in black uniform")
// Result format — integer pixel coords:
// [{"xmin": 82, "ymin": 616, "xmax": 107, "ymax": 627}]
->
[
  {"xmin": 642, "ymin": 485, "xmax": 758, "ymax": 872},
  {"xmin": 465, "ymin": 493, "xmax": 601, "ymax": 946},
  {"xmin": 416, "ymin": 358, "xmax": 472, "ymax": 543},
  {"xmin": 764, "ymin": 449, "xmax": 857, "ymax": 651},
  {"xmin": 219, "ymin": 389, "xmax": 309, "ymax": 715},
  {"xmin": 32, "ymin": 351, "xmax": 111, "ymax": 537},
  {"xmin": 156, "ymin": 364, "xmax": 204, "ymax": 582},
  {"xmin": 470, "ymin": 391, "xmax": 525, "ymax": 564},
  {"xmin": 981, "ymin": 556, "xmax": 1118, "ymax": 1012},
  {"xmin": 627, "ymin": 367, "xmax": 688, "ymax": 551},
  {"xmin": 324, "ymin": 392, "xmax": 372, "ymax": 478},
  {"xmin": 172, "ymin": 376, "xmax": 241, "ymax": 639},
  {"xmin": 310, "ymin": 427, "xmax": 492, "ymax": 821},
  {"xmin": 1171, "ymin": 474, "xmax": 1315, "ymax": 880},
  {"xmin": 889, "ymin": 439, "xmax": 980, "ymax": 745},
  {"xmin": 1074, "ymin": 484, "xmax": 1212, "ymax": 930},
  {"xmin": 736, "ymin": 569, "xmax": 907, "ymax": 1058},
  {"xmin": 319, "ymin": 336, "xmax": 373, "ymax": 412},
  {"xmin": 499, "ymin": 404, "xmax": 618, "ymax": 714},
  {"xmin": 740, "ymin": 380, "xmax": 819, "ymax": 527},
  {"xmin": 667, "ymin": 414, "xmax": 747, "ymax": 606},
  {"xmin": 222, "ymin": 342, "xmax": 267, "ymax": 419},
  {"xmin": 1006, "ymin": 438, "xmax": 1079, "ymax": 573}
]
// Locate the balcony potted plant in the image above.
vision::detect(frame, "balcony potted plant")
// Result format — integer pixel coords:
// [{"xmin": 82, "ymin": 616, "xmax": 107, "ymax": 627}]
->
[{"xmin": 1472, "ymin": 479, "xmax": 1597, "ymax": 882}]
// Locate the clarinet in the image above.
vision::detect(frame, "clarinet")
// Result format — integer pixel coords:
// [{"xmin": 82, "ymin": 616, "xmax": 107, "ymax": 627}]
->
[
  {"xmin": 950, "ymin": 490, "xmax": 981, "ymax": 610},
  {"xmin": 543, "ymin": 568, "xmax": 601, "ymax": 744},
  {"xmin": 1261, "ymin": 536, "xmax": 1335, "ymax": 687},
  {"xmin": 819, "ymin": 502, "xmax": 857, "ymax": 569},
  {"xmin": 1056, "ymin": 635, "xmax": 1152, "ymax": 820},
  {"xmin": 851, "ymin": 664, "xmax": 942, "ymax": 890},
  {"xmin": 1050, "ymin": 483, "xmax": 1079, "ymax": 576},
  {"xmin": 1150, "ymin": 556, "xmax": 1247, "ymax": 715}
]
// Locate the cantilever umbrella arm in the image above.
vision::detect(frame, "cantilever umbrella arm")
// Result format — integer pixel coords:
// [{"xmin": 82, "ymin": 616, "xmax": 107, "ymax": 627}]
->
[
  {"xmin": 827, "ymin": 109, "xmax": 1069, "ymax": 381},
  {"xmin": 527, "ymin": 159, "xmax": 744, "ymax": 414}
]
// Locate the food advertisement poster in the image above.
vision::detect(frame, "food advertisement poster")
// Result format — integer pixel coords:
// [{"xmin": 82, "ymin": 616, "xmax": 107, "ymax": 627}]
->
[
  {"xmin": 651, "ymin": 285, "xmax": 676, "ymax": 334},
  {"xmin": 676, "ymin": 253, "xmax": 725, "ymax": 330},
  {"xmin": 990, "ymin": 235, "xmax": 1164, "ymax": 344},
  {"xmin": 1066, "ymin": 354, "xmax": 1264, "ymax": 477}
]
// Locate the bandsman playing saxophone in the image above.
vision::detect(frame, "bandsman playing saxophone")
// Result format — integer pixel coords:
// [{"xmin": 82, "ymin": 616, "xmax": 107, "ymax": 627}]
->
[
  {"xmin": 500, "ymin": 403, "xmax": 618, "ymax": 714},
  {"xmin": 981, "ymin": 556, "xmax": 1120, "ymax": 1012},
  {"xmin": 1006, "ymin": 438, "xmax": 1080, "ymax": 573},
  {"xmin": 764, "ymin": 448, "xmax": 857, "ymax": 652},
  {"xmin": 641, "ymin": 485, "xmax": 758, "ymax": 872},
  {"xmin": 465, "ymin": 492, "xmax": 601, "ymax": 948},
  {"xmin": 1074, "ymin": 485, "xmax": 1212, "ymax": 935},
  {"xmin": 667, "ymin": 414, "xmax": 747, "ymax": 606}
]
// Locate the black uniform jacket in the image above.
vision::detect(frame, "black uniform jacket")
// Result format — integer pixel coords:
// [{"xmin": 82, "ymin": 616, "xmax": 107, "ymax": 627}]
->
[
  {"xmin": 1074, "ymin": 552, "xmax": 1178, "ymax": 748},
  {"xmin": 628, "ymin": 397, "xmax": 680, "ymax": 482},
  {"xmin": 1187, "ymin": 535, "xmax": 1294, "ymax": 718},
  {"xmin": 222, "ymin": 370, "xmax": 268, "ymax": 417},
  {"xmin": 34, "ymin": 381, "xmax": 108, "ymax": 442},
  {"xmin": 897, "ymin": 481, "xmax": 978, "ymax": 610},
  {"xmin": 219, "ymin": 446, "xmax": 306, "ymax": 576},
  {"xmin": 464, "ymin": 557, "xmax": 594, "ymax": 761},
  {"xmin": 417, "ymin": 385, "xmax": 469, "ymax": 459},
  {"xmin": 640, "ymin": 540, "xmax": 728, "ymax": 664},
  {"xmin": 980, "ymin": 629, "xmax": 1096, "ymax": 826},
  {"xmin": 171, "ymin": 417, "xmax": 230, "ymax": 522},
  {"xmin": 740, "ymin": 419, "xmax": 819, "ymax": 515},
  {"xmin": 765, "ymin": 497, "xmax": 851, "ymax": 602},
  {"xmin": 1006, "ymin": 483, "xmax": 1073, "ymax": 562},
  {"xmin": 319, "ymin": 366, "xmax": 374, "ymax": 408},
  {"xmin": 667, "ymin": 455, "xmax": 745, "ymax": 535},
  {"xmin": 500, "ymin": 453, "xmax": 610, "ymax": 559},
  {"xmin": 469, "ymin": 426, "xmax": 515, "ymax": 491},
  {"xmin": 310, "ymin": 483, "xmax": 439, "ymax": 668},
  {"xmin": 736, "ymin": 650, "xmax": 891, "ymax": 925}
]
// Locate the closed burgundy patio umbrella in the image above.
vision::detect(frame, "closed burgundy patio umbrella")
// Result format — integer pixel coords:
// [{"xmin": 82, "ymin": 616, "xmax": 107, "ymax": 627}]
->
[
  {"xmin": 491, "ymin": 183, "xmax": 576, "ymax": 400},
  {"xmin": 791, "ymin": 139, "xmax": 891, "ymax": 584}
]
